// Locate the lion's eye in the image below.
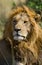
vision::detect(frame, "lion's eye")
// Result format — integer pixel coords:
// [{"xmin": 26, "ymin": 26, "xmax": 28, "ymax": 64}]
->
[{"xmin": 24, "ymin": 21, "xmax": 27, "ymax": 23}]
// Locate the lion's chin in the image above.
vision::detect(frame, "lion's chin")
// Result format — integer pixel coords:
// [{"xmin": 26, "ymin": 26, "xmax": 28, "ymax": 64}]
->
[
  {"xmin": 13, "ymin": 36, "xmax": 26, "ymax": 41},
  {"xmin": 13, "ymin": 36, "xmax": 24, "ymax": 41}
]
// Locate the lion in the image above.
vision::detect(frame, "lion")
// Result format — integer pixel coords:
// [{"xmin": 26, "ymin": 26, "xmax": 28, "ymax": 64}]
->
[{"xmin": 3, "ymin": 5, "xmax": 42, "ymax": 65}]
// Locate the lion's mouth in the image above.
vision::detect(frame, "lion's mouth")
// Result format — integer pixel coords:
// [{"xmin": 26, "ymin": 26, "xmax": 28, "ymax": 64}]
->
[
  {"xmin": 13, "ymin": 33, "xmax": 26, "ymax": 41},
  {"xmin": 14, "ymin": 35, "xmax": 26, "ymax": 41}
]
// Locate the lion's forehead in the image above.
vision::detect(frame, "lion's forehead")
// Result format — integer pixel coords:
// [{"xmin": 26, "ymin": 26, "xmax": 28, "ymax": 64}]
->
[{"xmin": 13, "ymin": 12, "xmax": 29, "ymax": 22}]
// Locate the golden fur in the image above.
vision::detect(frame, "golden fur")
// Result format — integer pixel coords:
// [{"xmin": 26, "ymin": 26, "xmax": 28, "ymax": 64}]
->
[{"xmin": 4, "ymin": 5, "xmax": 42, "ymax": 62}]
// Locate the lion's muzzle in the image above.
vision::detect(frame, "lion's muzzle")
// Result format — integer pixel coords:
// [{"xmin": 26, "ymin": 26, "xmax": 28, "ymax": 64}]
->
[{"xmin": 13, "ymin": 29, "xmax": 27, "ymax": 41}]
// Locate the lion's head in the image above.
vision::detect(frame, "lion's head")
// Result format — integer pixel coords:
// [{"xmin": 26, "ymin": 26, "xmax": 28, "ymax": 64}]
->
[
  {"xmin": 12, "ymin": 12, "xmax": 32, "ymax": 41},
  {"xmin": 4, "ymin": 5, "xmax": 42, "ymax": 65},
  {"xmin": 4, "ymin": 5, "xmax": 40, "ymax": 43}
]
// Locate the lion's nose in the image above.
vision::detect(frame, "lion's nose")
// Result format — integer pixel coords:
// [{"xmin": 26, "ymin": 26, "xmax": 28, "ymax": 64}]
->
[{"xmin": 15, "ymin": 29, "xmax": 21, "ymax": 32}]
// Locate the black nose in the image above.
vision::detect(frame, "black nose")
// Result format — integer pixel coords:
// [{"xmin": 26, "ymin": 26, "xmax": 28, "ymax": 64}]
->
[{"xmin": 15, "ymin": 29, "xmax": 21, "ymax": 32}]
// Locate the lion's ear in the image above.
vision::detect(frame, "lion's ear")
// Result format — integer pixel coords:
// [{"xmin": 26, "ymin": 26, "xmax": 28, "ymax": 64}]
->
[{"xmin": 35, "ymin": 14, "xmax": 41, "ymax": 22}]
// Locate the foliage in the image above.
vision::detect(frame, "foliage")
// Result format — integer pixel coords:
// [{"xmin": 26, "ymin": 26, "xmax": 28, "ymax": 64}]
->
[
  {"xmin": 26, "ymin": 0, "xmax": 42, "ymax": 12},
  {"xmin": 13, "ymin": 0, "xmax": 42, "ymax": 11}
]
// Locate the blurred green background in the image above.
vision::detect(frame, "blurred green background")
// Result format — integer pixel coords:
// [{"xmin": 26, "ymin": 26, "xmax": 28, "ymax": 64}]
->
[{"xmin": 0, "ymin": 0, "xmax": 42, "ymax": 39}]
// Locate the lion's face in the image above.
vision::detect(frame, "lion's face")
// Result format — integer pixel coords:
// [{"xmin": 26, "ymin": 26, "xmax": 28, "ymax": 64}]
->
[{"xmin": 12, "ymin": 12, "xmax": 31, "ymax": 41}]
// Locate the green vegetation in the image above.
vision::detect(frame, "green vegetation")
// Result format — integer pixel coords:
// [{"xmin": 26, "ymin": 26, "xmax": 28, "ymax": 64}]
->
[{"xmin": 26, "ymin": 0, "xmax": 42, "ymax": 11}]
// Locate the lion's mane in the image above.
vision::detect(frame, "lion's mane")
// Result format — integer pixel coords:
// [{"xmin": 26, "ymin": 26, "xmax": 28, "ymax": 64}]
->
[{"xmin": 4, "ymin": 5, "xmax": 42, "ymax": 63}]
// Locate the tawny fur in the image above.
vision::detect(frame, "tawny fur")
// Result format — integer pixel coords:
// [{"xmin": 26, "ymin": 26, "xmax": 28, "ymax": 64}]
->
[{"xmin": 4, "ymin": 5, "xmax": 42, "ymax": 61}]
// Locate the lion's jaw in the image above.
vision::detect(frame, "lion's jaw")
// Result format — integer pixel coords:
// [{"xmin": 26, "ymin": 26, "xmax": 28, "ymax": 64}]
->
[
  {"xmin": 13, "ymin": 30, "xmax": 28, "ymax": 41},
  {"xmin": 12, "ymin": 12, "xmax": 31, "ymax": 41}
]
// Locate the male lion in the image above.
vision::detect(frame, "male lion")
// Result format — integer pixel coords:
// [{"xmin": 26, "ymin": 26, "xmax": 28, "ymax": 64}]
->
[{"xmin": 0, "ymin": 5, "xmax": 42, "ymax": 65}]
